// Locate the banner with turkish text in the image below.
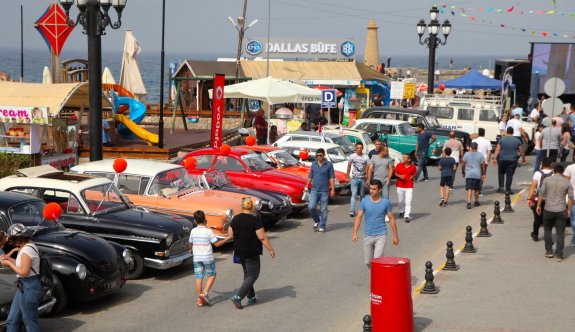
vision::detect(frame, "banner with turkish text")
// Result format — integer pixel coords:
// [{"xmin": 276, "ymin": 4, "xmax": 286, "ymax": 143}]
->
[{"xmin": 211, "ymin": 74, "xmax": 225, "ymax": 148}]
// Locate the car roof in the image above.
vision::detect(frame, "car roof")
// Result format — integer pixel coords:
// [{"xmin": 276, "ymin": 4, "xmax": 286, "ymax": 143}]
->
[
  {"xmin": 0, "ymin": 191, "xmax": 41, "ymax": 210},
  {"xmin": 282, "ymin": 131, "xmax": 340, "ymax": 138},
  {"xmin": 276, "ymin": 141, "xmax": 340, "ymax": 149},
  {"xmin": 354, "ymin": 119, "xmax": 409, "ymax": 125},
  {"xmin": 364, "ymin": 107, "xmax": 429, "ymax": 116},
  {"xmin": 189, "ymin": 147, "xmax": 253, "ymax": 157},
  {"xmin": 237, "ymin": 145, "xmax": 279, "ymax": 152},
  {"xmin": 72, "ymin": 159, "xmax": 182, "ymax": 176},
  {"xmin": 322, "ymin": 126, "xmax": 366, "ymax": 135},
  {"xmin": 0, "ymin": 165, "xmax": 114, "ymax": 191}
]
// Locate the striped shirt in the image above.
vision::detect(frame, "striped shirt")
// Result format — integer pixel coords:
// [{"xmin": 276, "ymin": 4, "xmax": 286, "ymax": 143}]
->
[{"xmin": 188, "ymin": 226, "xmax": 217, "ymax": 262}]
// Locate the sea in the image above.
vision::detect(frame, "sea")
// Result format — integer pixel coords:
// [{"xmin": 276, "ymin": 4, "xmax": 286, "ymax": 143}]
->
[{"xmin": 0, "ymin": 47, "xmax": 522, "ymax": 104}]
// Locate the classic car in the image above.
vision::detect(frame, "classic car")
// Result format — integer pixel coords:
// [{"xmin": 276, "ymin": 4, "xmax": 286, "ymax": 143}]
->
[
  {"xmin": 237, "ymin": 145, "xmax": 351, "ymax": 195},
  {"xmin": 0, "ymin": 191, "xmax": 131, "ymax": 314},
  {"xmin": 352, "ymin": 119, "xmax": 447, "ymax": 161},
  {"xmin": 180, "ymin": 147, "xmax": 309, "ymax": 211},
  {"xmin": 272, "ymin": 131, "xmax": 355, "ymax": 155},
  {"xmin": 71, "ymin": 159, "xmax": 260, "ymax": 239},
  {"xmin": 275, "ymin": 141, "xmax": 349, "ymax": 174},
  {"xmin": 0, "ymin": 165, "xmax": 194, "ymax": 280},
  {"xmin": 193, "ymin": 171, "xmax": 292, "ymax": 226}
]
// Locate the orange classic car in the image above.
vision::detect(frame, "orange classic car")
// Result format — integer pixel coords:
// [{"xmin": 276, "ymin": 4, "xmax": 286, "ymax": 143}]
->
[
  {"xmin": 237, "ymin": 145, "xmax": 350, "ymax": 195},
  {"xmin": 71, "ymin": 159, "xmax": 261, "ymax": 239}
]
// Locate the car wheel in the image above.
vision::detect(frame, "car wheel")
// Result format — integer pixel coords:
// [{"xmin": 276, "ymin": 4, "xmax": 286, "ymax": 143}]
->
[
  {"xmin": 48, "ymin": 274, "xmax": 68, "ymax": 315},
  {"xmin": 127, "ymin": 250, "xmax": 144, "ymax": 280}
]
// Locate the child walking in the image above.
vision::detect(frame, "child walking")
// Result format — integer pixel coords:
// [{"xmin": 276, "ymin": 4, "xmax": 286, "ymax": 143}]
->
[
  {"xmin": 438, "ymin": 147, "xmax": 456, "ymax": 207},
  {"xmin": 188, "ymin": 210, "xmax": 227, "ymax": 307}
]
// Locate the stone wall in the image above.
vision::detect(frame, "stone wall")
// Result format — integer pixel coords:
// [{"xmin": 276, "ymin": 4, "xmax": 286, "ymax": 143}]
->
[{"xmin": 141, "ymin": 115, "xmax": 242, "ymax": 131}]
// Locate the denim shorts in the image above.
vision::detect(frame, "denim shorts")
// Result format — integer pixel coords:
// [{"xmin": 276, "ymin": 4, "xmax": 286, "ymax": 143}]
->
[{"xmin": 193, "ymin": 260, "xmax": 216, "ymax": 279}]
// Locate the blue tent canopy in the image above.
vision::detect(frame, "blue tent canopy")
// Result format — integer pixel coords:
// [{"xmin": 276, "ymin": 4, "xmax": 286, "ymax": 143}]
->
[{"xmin": 434, "ymin": 70, "xmax": 512, "ymax": 90}]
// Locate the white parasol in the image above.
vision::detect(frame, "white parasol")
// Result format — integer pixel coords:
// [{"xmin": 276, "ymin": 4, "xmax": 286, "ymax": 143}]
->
[
  {"xmin": 102, "ymin": 67, "xmax": 116, "ymax": 84},
  {"xmin": 119, "ymin": 30, "xmax": 147, "ymax": 101},
  {"xmin": 42, "ymin": 66, "xmax": 52, "ymax": 84}
]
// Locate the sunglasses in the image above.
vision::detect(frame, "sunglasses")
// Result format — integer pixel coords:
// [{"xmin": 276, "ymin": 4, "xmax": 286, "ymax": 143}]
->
[{"xmin": 316, "ymin": 154, "xmax": 324, "ymax": 157}]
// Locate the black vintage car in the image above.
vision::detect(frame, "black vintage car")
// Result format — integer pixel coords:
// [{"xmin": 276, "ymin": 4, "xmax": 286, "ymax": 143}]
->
[
  {"xmin": 362, "ymin": 107, "xmax": 472, "ymax": 148},
  {"xmin": 0, "ymin": 166, "xmax": 194, "ymax": 280},
  {"xmin": 0, "ymin": 192, "xmax": 131, "ymax": 314},
  {"xmin": 197, "ymin": 171, "xmax": 293, "ymax": 225}
]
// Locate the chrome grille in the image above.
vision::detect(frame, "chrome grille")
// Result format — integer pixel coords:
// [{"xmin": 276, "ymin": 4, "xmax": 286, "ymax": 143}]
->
[{"xmin": 170, "ymin": 238, "xmax": 188, "ymax": 256}]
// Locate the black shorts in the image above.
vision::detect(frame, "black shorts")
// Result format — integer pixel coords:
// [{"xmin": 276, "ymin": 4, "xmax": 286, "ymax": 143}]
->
[
  {"xmin": 440, "ymin": 176, "xmax": 452, "ymax": 187},
  {"xmin": 465, "ymin": 178, "xmax": 481, "ymax": 191}
]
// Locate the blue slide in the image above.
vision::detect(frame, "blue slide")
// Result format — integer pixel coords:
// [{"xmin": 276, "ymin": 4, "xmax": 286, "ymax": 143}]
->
[{"xmin": 112, "ymin": 92, "xmax": 147, "ymax": 138}]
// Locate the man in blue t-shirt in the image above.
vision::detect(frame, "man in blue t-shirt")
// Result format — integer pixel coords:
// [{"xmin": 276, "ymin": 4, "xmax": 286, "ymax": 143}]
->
[
  {"xmin": 462, "ymin": 142, "xmax": 486, "ymax": 209},
  {"xmin": 304, "ymin": 148, "xmax": 335, "ymax": 233},
  {"xmin": 414, "ymin": 123, "xmax": 436, "ymax": 182},
  {"xmin": 352, "ymin": 179, "xmax": 399, "ymax": 268}
]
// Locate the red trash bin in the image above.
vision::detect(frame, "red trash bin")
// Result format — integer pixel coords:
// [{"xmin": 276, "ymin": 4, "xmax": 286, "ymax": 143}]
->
[{"xmin": 370, "ymin": 257, "xmax": 414, "ymax": 332}]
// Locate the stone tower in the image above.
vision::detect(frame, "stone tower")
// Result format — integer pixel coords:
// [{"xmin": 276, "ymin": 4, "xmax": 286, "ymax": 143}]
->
[{"xmin": 364, "ymin": 19, "xmax": 380, "ymax": 69}]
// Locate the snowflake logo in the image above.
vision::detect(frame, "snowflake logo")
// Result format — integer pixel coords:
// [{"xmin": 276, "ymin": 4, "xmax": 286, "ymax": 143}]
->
[{"xmin": 340, "ymin": 41, "xmax": 355, "ymax": 57}]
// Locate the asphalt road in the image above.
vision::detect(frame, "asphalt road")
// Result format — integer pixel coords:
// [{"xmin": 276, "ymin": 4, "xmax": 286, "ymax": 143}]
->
[{"xmin": 39, "ymin": 156, "xmax": 537, "ymax": 332}]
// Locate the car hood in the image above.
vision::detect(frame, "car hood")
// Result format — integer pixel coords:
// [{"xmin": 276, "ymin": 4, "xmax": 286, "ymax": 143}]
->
[
  {"xmin": 215, "ymin": 186, "xmax": 286, "ymax": 205},
  {"xmin": 255, "ymin": 169, "xmax": 307, "ymax": 185},
  {"xmin": 34, "ymin": 229, "xmax": 121, "ymax": 276},
  {"xmin": 99, "ymin": 209, "xmax": 191, "ymax": 239}
]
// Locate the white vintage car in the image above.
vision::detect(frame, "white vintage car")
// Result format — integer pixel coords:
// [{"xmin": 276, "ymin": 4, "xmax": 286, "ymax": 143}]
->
[{"xmin": 275, "ymin": 140, "xmax": 349, "ymax": 174}]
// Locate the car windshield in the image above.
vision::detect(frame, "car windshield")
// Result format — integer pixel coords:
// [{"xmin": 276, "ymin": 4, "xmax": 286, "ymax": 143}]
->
[
  {"xmin": 148, "ymin": 167, "xmax": 198, "ymax": 195},
  {"xmin": 330, "ymin": 136, "xmax": 355, "ymax": 154},
  {"xmin": 8, "ymin": 201, "xmax": 65, "ymax": 230},
  {"xmin": 202, "ymin": 171, "xmax": 233, "ymax": 189},
  {"xmin": 426, "ymin": 115, "xmax": 441, "ymax": 128},
  {"xmin": 81, "ymin": 183, "xmax": 130, "ymax": 215},
  {"xmin": 241, "ymin": 153, "xmax": 272, "ymax": 171},
  {"xmin": 362, "ymin": 133, "xmax": 373, "ymax": 145},
  {"xmin": 269, "ymin": 150, "xmax": 300, "ymax": 167},
  {"xmin": 398, "ymin": 123, "xmax": 416, "ymax": 135},
  {"xmin": 326, "ymin": 147, "xmax": 347, "ymax": 163}
]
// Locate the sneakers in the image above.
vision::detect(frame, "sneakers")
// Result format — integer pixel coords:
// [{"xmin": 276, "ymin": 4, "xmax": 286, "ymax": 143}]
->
[
  {"xmin": 478, "ymin": 193, "xmax": 484, "ymax": 197},
  {"xmin": 419, "ymin": 178, "xmax": 429, "ymax": 182},
  {"xmin": 443, "ymin": 201, "xmax": 449, "ymax": 207},
  {"xmin": 313, "ymin": 223, "xmax": 319, "ymax": 231},
  {"xmin": 404, "ymin": 217, "xmax": 411, "ymax": 223},
  {"xmin": 197, "ymin": 298, "xmax": 204, "ymax": 307},
  {"xmin": 466, "ymin": 203, "xmax": 472, "ymax": 209},
  {"xmin": 199, "ymin": 293, "xmax": 211, "ymax": 306},
  {"xmin": 496, "ymin": 188, "xmax": 505, "ymax": 193},
  {"xmin": 439, "ymin": 198, "xmax": 445, "ymax": 207},
  {"xmin": 399, "ymin": 212, "xmax": 404, "ymax": 218},
  {"xmin": 556, "ymin": 255, "xmax": 564, "ymax": 262},
  {"xmin": 318, "ymin": 228, "xmax": 326, "ymax": 233},
  {"xmin": 545, "ymin": 252, "xmax": 555, "ymax": 258},
  {"xmin": 474, "ymin": 201, "xmax": 480, "ymax": 207},
  {"xmin": 247, "ymin": 296, "xmax": 257, "ymax": 305},
  {"xmin": 349, "ymin": 212, "xmax": 355, "ymax": 217},
  {"xmin": 506, "ymin": 190, "xmax": 515, "ymax": 195},
  {"xmin": 230, "ymin": 295, "xmax": 243, "ymax": 309},
  {"xmin": 530, "ymin": 232, "xmax": 539, "ymax": 242}
]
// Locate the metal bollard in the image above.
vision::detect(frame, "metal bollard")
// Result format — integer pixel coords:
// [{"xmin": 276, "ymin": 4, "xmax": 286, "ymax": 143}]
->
[
  {"xmin": 462, "ymin": 225, "xmax": 477, "ymax": 253},
  {"xmin": 420, "ymin": 261, "xmax": 440, "ymax": 294},
  {"xmin": 443, "ymin": 241, "xmax": 460, "ymax": 271},
  {"xmin": 503, "ymin": 192, "xmax": 514, "ymax": 213},
  {"xmin": 477, "ymin": 212, "xmax": 492, "ymax": 237},
  {"xmin": 492, "ymin": 201, "xmax": 504, "ymax": 224},
  {"xmin": 363, "ymin": 315, "xmax": 372, "ymax": 332}
]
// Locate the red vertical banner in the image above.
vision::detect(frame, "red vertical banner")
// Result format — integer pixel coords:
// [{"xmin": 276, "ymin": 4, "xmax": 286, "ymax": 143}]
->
[{"xmin": 211, "ymin": 74, "xmax": 225, "ymax": 148}]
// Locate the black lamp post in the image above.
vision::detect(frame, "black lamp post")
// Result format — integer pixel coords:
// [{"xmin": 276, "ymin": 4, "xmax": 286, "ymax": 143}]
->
[
  {"xmin": 417, "ymin": 5, "xmax": 451, "ymax": 94},
  {"xmin": 60, "ymin": 0, "xmax": 127, "ymax": 161}
]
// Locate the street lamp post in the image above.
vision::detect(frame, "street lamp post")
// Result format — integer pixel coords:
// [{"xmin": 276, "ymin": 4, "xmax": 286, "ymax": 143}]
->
[
  {"xmin": 60, "ymin": 0, "xmax": 127, "ymax": 161},
  {"xmin": 417, "ymin": 5, "xmax": 451, "ymax": 94}
]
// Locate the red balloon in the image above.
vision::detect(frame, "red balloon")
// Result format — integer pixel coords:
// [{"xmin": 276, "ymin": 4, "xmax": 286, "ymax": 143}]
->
[
  {"xmin": 43, "ymin": 202, "xmax": 62, "ymax": 221},
  {"xmin": 183, "ymin": 158, "xmax": 197, "ymax": 171},
  {"xmin": 220, "ymin": 144, "xmax": 231, "ymax": 156},
  {"xmin": 113, "ymin": 158, "xmax": 127, "ymax": 173},
  {"xmin": 299, "ymin": 149, "xmax": 309, "ymax": 160},
  {"xmin": 245, "ymin": 135, "xmax": 256, "ymax": 146},
  {"xmin": 438, "ymin": 84, "xmax": 445, "ymax": 91}
]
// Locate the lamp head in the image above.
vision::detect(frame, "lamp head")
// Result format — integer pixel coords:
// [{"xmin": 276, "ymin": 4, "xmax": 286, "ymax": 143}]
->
[
  {"xmin": 430, "ymin": 5, "xmax": 439, "ymax": 21},
  {"xmin": 416, "ymin": 19, "xmax": 426, "ymax": 37},
  {"xmin": 112, "ymin": 0, "xmax": 127, "ymax": 16},
  {"xmin": 77, "ymin": 0, "xmax": 88, "ymax": 10},
  {"xmin": 100, "ymin": 0, "xmax": 113, "ymax": 11},
  {"xmin": 59, "ymin": 0, "xmax": 75, "ymax": 12},
  {"xmin": 429, "ymin": 20, "xmax": 440, "ymax": 35},
  {"xmin": 442, "ymin": 19, "xmax": 452, "ymax": 37}
]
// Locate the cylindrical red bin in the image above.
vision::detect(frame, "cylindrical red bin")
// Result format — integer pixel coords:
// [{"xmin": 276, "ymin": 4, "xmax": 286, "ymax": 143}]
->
[{"xmin": 370, "ymin": 257, "xmax": 414, "ymax": 332}]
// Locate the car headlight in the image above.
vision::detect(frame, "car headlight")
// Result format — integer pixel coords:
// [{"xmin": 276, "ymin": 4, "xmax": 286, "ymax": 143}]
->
[
  {"xmin": 267, "ymin": 200, "xmax": 274, "ymax": 209},
  {"xmin": 226, "ymin": 208, "xmax": 234, "ymax": 221},
  {"xmin": 75, "ymin": 264, "xmax": 87, "ymax": 280},
  {"xmin": 165, "ymin": 233, "xmax": 173, "ymax": 246},
  {"xmin": 254, "ymin": 199, "xmax": 263, "ymax": 211},
  {"xmin": 436, "ymin": 141, "xmax": 442, "ymax": 148},
  {"xmin": 122, "ymin": 249, "xmax": 133, "ymax": 265},
  {"xmin": 334, "ymin": 178, "xmax": 340, "ymax": 185}
]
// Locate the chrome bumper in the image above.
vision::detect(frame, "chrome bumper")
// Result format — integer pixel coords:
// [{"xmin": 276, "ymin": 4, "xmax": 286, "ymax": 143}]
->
[{"xmin": 144, "ymin": 251, "xmax": 193, "ymax": 270}]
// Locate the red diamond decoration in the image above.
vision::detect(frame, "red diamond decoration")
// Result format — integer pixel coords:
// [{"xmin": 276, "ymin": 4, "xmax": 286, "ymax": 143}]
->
[{"xmin": 34, "ymin": 3, "xmax": 75, "ymax": 57}]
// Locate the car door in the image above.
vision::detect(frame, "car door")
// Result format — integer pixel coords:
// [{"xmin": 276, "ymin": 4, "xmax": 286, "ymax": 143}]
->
[
  {"xmin": 40, "ymin": 189, "xmax": 93, "ymax": 232},
  {"xmin": 214, "ymin": 155, "xmax": 252, "ymax": 187}
]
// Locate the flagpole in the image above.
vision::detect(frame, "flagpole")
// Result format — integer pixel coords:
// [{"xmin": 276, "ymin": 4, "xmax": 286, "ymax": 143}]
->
[
  {"xmin": 158, "ymin": 0, "xmax": 166, "ymax": 148},
  {"xmin": 20, "ymin": 5, "xmax": 24, "ymax": 82}
]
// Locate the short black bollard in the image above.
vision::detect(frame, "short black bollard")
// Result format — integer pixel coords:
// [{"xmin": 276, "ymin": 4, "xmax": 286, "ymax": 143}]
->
[
  {"xmin": 503, "ymin": 192, "xmax": 514, "ymax": 213},
  {"xmin": 443, "ymin": 241, "xmax": 460, "ymax": 271},
  {"xmin": 477, "ymin": 212, "xmax": 492, "ymax": 237},
  {"xmin": 362, "ymin": 314, "xmax": 372, "ymax": 332},
  {"xmin": 462, "ymin": 225, "xmax": 477, "ymax": 253},
  {"xmin": 420, "ymin": 261, "xmax": 440, "ymax": 294},
  {"xmin": 492, "ymin": 200, "xmax": 504, "ymax": 224}
]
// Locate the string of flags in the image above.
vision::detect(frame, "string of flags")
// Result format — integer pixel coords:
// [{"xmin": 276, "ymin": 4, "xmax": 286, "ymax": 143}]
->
[{"xmin": 434, "ymin": 3, "xmax": 574, "ymax": 38}]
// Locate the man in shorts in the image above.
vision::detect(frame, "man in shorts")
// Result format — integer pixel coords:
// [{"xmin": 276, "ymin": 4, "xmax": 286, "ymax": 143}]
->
[
  {"xmin": 438, "ymin": 147, "xmax": 456, "ymax": 207},
  {"xmin": 461, "ymin": 142, "xmax": 486, "ymax": 209}
]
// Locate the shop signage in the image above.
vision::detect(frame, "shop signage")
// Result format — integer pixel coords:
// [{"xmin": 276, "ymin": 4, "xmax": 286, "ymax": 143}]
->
[
  {"xmin": 390, "ymin": 82, "xmax": 405, "ymax": 100},
  {"xmin": 211, "ymin": 74, "xmax": 225, "ymax": 148},
  {"xmin": 245, "ymin": 38, "xmax": 355, "ymax": 59},
  {"xmin": 0, "ymin": 106, "xmax": 49, "ymax": 124},
  {"xmin": 403, "ymin": 83, "xmax": 416, "ymax": 99},
  {"xmin": 321, "ymin": 90, "xmax": 337, "ymax": 108},
  {"xmin": 41, "ymin": 153, "xmax": 77, "ymax": 170}
]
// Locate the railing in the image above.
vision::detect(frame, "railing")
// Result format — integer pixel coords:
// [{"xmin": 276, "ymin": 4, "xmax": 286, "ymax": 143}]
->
[{"xmin": 424, "ymin": 93, "xmax": 501, "ymax": 105}]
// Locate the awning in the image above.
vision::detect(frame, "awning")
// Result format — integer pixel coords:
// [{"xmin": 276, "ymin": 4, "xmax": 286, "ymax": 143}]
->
[{"xmin": 0, "ymin": 81, "xmax": 113, "ymax": 117}]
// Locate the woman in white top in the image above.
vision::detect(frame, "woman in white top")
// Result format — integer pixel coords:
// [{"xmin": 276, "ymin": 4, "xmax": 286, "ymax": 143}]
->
[
  {"xmin": 560, "ymin": 123, "xmax": 571, "ymax": 162},
  {"xmin": 0, "ymin": 223, "xmax": 43, "ymax": 332},
  {"xmin": 498, "ymin": 115, "xmax": 508, "ymax": 137}
]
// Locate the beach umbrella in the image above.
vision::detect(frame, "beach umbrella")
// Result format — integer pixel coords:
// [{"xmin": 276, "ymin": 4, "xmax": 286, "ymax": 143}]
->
[
  {"xmin": 42, "ymin": 66, "xmax": 52, "ymax": 84},
  {"xmin": 416, "ymin": 83, "xmax": 428, "ymax": 93},
  {"xmin": 119, "ymin": 30, "xmax": 147, "ymax": 101},
  {"xmin": 102, "ymin": 67, "xmax": 116, "ymax": 85}
]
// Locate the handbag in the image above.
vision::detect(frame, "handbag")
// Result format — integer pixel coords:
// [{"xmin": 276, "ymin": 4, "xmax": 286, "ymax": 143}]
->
[
  {"xmin": 302, "ymin": 189, "xmax": 310, "ymax": 202},
  {"xmin": 233, "ymin": 253, "xmax": 241, "ymax": 264}
]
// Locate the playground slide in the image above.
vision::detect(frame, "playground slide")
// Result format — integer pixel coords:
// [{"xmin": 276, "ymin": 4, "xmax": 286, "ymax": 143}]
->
[{"xmin": 115, "ymin": 113, "xmax": 159, "ymax": 146}]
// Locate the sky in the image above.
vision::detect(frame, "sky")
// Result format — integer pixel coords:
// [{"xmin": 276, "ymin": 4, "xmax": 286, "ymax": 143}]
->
[{"xmin": 1, "ymin": 0, "xmax": 574, "ymax": 59}]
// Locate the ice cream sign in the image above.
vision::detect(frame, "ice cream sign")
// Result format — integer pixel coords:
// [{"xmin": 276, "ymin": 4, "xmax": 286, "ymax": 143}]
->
[{"xmin": 0, "ymin": 106, "xmax": 49, "ymax": 124}]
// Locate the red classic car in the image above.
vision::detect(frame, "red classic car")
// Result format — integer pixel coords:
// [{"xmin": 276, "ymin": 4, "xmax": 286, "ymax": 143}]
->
[
  {"xmin": 237, "ymin": 145, "xmax": 350, "ymax": 195},
  {"xmin": 180, "ymin": 148, "xmax": 309, "ymax": 210}
]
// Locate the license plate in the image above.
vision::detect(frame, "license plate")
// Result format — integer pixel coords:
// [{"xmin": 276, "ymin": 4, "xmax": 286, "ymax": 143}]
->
[{"xmin": 104, "ymin": 280, "xmax": 118, "ymax": 292}]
